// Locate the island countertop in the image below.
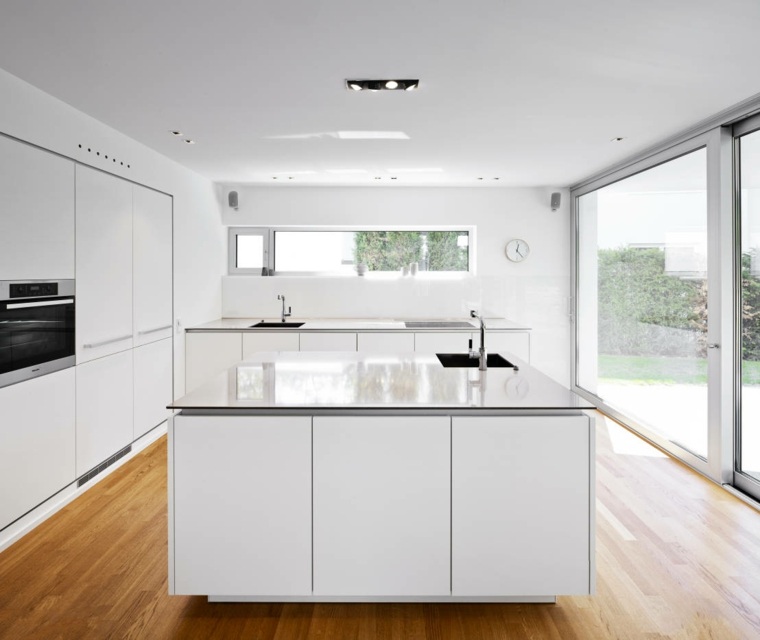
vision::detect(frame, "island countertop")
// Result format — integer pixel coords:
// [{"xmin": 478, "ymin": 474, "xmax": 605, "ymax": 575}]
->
[{"xmin": 169, "ymin": 351, "xmax": 592, "ymax": 413}]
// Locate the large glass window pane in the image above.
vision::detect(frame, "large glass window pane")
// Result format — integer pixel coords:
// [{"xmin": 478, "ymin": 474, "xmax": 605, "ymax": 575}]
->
[
  {"xmin": 577, "ymin": 149, "xmax": 708, "ymax": 458},
  {"xmin": 274, "ymin": 230, "xmax": 470, "ymax": 274},
  {"xmin": 740, "ymin": 130, "xmax": 760, "ymax": 482}
]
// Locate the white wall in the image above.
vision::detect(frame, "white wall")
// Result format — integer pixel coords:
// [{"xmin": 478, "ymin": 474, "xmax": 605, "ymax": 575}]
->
[
  {"xmin": 221, "ymin": 186, "xmax": 571, "ymax": 384},
  {"xmin": 0, "ymin": 67, "xmax": 225, "ymax": 396}
]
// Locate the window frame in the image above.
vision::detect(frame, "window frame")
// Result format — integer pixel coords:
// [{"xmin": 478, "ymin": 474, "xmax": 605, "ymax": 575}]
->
[
  {"xmin": 228, "ymin": 226, "xmax": 476, "ymax": 277},
  {"xmin": 228, "ymin": 227, "xmax": 272, "ymax": 275}
]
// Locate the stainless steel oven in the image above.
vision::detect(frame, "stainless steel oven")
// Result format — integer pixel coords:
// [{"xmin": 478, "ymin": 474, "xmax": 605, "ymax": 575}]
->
[{"xmin": 0, "ymin": 280, "xmax": 75, "ymax": 388}]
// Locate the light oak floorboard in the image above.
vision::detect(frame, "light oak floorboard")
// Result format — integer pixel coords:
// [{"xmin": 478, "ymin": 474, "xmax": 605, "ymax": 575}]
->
[{"xmin": 1, "ymin": 411, "xmax": 759, "ymax": 639}]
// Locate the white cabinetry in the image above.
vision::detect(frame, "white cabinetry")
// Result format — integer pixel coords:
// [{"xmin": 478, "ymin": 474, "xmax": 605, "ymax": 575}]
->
[
  {"xmin": 242, "ymin": 331, "xmax": 299, "ymax": 357},
  {"xmin": 75, "ymin": 165, "xmax": 133, "ymax": 363},
  {"xmin": 0, "ymin": 369, "xmax": 76, "ymax": 530},
  {"xmin": 299, "ymin": 332, "xmax": 357, "ymax": 351},
  {"xmin": 357, "ymin": 332, "xmax": 415, "ymax": 353},
  {"xmin": 75, "ymin": 350, "xmax": 134, "ymax": 477},
  {"xmin": 185, "ymin": 333, "xmax": 242, "ymax": 392},
  {"xmin": 133, "ymin": 185, "xmax": 172, "ymax": 347},
  {"xmin": 134, "ymin": 338, "xmax": 172, "ymax": 439},
  {"xmin": 0, "ymin": 136, "xmax": 75, "ymax": 280},
  {"xmin": 172, "ymin": 415, "xmax": 312, "ymax": 596},
  {"xmin": 313, "ymin": 416, "xmax": 450, "ymax": 596},
  {"xmin": 414, "ymin": 331, "xmax": 473, "ymax": 353},
  {"xmin": 452, "ymin": 415, "xmax": 592, "ymax": 596}
]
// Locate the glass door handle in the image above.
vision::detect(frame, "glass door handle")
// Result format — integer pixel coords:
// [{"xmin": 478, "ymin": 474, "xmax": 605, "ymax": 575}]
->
[{"xmin": 707, "ymin": 343, "xmax": 720, "ymax": 349}]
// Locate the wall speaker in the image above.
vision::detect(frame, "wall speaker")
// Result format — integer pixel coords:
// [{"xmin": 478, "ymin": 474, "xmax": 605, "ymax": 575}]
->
[
  {"xmin": 228, "ymin": 191, "xmax": 239, "ymax": 210},
  {"xmin": 550, "ymin": 192, "xmax": 561, "ymax": 211}
]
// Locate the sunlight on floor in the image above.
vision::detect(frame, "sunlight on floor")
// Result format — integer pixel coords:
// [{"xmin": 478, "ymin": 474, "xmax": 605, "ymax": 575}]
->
[{"xmin": 601, "ymin": 414, "xmax": 667, "ymax": 458}]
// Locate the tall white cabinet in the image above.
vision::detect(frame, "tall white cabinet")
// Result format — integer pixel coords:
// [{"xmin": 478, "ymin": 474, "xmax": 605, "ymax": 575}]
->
[
  {"xmin": 75, "ymin": 165, "xmax": 134, "ymax": 363},
  {"xmin": 75, "ymin": 166, "xmax": 173, "ymax": 476},
  {"xmin": 0, "ymin": 136, "xmax": 75, "ymax": 280}
]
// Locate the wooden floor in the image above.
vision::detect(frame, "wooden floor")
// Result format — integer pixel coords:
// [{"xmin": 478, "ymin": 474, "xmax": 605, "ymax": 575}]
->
[{"xmin": 1, "ymin": 413, "xmax": 760, "ymax": 639}]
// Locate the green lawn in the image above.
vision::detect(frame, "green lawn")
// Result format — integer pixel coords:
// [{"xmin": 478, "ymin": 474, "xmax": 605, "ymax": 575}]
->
[{"xmin": 598, "ymin": 354, "xmax": 760, "ymax": 385}]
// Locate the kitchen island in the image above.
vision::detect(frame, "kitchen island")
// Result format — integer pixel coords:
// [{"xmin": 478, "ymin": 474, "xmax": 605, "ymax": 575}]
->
[{"xmin": 168, "ymin": 351, "xmax": 595, "ymax": 603}]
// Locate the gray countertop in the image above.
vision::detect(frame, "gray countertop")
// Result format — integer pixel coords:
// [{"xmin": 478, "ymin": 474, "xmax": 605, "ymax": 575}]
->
[
  {"xmin": 170, "ymin": 351, "xmax": 592, "ymax": 413},
  {"xmin": 186, "ymin": 317, "xmax": 531, "ymax": 332}
]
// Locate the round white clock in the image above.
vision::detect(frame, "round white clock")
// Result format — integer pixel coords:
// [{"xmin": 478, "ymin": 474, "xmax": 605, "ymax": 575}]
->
[{"xmin": 505, "ymin": 239, "xmax": 530, "ymax": 262}]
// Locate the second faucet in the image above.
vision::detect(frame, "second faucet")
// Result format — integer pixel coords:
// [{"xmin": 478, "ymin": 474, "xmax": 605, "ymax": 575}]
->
[{"xmin": 277, "ymin": 294, "xmax": 292, "ymax": 323}]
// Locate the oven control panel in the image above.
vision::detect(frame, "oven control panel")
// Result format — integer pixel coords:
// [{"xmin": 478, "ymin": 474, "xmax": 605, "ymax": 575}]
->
[{"xmin": 9, "ymin": 282, "xmax": 59, "ymax": 298}]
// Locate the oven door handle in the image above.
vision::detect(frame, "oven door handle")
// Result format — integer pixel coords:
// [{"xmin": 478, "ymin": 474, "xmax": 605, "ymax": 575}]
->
[
  {"xmin": 5, "ymin": 298, "xmax": 74, "ymax": 310},
  {"xmin": 83, "ymin": 334, "xmax": 132, "ymax": 349}
]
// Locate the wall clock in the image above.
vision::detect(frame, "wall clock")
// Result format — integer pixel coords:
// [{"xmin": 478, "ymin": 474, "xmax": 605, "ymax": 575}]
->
[{"xmin": 505, "ymin": 239, "xmax": 530, "ymax": 262}]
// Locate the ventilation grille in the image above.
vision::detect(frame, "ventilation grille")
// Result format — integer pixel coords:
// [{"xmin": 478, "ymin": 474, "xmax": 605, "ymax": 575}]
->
[{"xmin": 77, "ymin": 444, "xmax": 133, "ymax": 487}]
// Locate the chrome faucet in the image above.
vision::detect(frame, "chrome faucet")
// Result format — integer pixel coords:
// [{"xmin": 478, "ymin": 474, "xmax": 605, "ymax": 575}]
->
[
  {"xmin": 470, "ymin": 309, "xmax": 487, "ymax": 370},
  {"xmin": 277, "ymin": 294, "xmax": 292, "ymax": 322}
]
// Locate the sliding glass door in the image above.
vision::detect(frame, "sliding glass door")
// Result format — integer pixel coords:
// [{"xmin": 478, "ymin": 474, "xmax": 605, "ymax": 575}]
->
[
  {"xmin": 575, "ymin": 145, "xmax": 715, "ymax": 471},
  {"xmin": 736, "ymin": 117, "xmax": 760, "ymax": 499}
]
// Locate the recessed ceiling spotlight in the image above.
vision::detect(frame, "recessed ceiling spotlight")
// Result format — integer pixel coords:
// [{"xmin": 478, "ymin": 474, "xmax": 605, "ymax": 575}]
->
[
  {"xmin": 184, "ymin": 139, "xmax": 195, "ymax": 144},
  {"xmin": 611, "ymin": 136, "xmax": 625, "ymax": 142},
  {"xmin": 493, "ymin": 177, "xmax": 500, "ymax": 180},
  {"xmin": 170, "ymin": 130, "xmax": 183, "ymax": 136},
  {"xmin": 346, "ymin": 79, "xmax": 420, "ymax": 92},
  {"xmin": 477, "ymin": 177, "xmax": 484, "ymax": 181}
]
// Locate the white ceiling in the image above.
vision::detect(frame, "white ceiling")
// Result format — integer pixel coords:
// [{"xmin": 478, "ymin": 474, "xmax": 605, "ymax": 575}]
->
[{"xmin": 1, "ymin": 0, "xmax": 759, "ymax": 187}]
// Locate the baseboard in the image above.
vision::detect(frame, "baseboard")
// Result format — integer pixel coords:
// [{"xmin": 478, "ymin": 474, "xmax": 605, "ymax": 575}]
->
[{"xmin": 0, "ymin": 422, "xmax": 167, "ymax": 554}]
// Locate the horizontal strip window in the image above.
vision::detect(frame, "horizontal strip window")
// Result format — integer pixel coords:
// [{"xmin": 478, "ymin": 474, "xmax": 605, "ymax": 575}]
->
[{"xmin": 228, "ymin": 227, "xmax": 474, "ymax": 276}]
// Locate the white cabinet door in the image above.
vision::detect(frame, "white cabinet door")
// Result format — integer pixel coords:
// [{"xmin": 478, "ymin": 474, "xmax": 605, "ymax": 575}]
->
[
  {"xmin": 185, "ymin": 332, "xmax": 242, "ymax": 392},
  {"xmin": 0, "ymin": 136, "xmax": 75, "ymax": 280},
  {"xmin": 299, "ymin": 332, "xmax": 356, "ymax": 351},
  {"xmin": 133, "ymin": 185, "xmax": 172, "ymax": 347},
  {"xmin": 452, "ymin": 416, "xmax": 592, "ymax": 596},
  {"xmin": 414, "ymin": 332, "xmax": 473, "ymax": 353},
  {"xmin": 0, "ymin": 369, "xmax": 75, "ymax": 530},
  {"xmin": 357, "ymin": 332, "xmax": 415, "ymax": 353},
  {"xmin": 242, "ymin": 332, "xmax": 299, "ymax": 358},
  {"xmin": 75, "ymin": 350, "xmax": 134, "ymax": 477},
  {"xmin": 485, "ymin": 332, "xmax": 530, "ymax": 363},
  {"xmin": 313, "ymin": 416, "xmax": 450, "ymax": 596},
  {"xmin": 134, "ymin": 337, "xmax": 172, "ymax": 440},
  {"xmin": 173, "ymin": 415, "xmax": 312, "ymax": 596},
  {"xmin": 76, "ymin": 165, "xmax": 133, "ymax": 363}
]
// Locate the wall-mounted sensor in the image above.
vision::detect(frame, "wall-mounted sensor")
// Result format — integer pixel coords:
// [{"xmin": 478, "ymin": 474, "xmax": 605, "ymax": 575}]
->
[
  {"xmin": 551, "ymin": 192, "xmax": 561, "ymax": 211},
  {"xmin": 228, "ymin": 191, "xmax": 239, "ymax": 210}
]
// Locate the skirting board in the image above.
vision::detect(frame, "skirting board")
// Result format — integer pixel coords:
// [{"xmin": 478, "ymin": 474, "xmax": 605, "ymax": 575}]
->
[
  {"xmin": 0, "ymin": 422, "xmax": 167, "ymax": 553},
  {"xmin": 208, "ymin": 596, "xmax": 557, "ymax": 604}
]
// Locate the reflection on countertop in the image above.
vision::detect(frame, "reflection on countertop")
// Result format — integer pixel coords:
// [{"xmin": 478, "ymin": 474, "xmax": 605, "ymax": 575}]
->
[{"xmin": 170, "ymin": 351, "xmax": 591, "ymax": 412}]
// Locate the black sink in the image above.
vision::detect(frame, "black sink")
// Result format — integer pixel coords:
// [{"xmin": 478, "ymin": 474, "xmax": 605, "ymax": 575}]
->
[
  {"xmin": 437, "ymin": 353, "xmax": 515, "ymax": 368},
  {"xmin": 250, "ymin": 321, "xmax": 305, "ymax": 328}
]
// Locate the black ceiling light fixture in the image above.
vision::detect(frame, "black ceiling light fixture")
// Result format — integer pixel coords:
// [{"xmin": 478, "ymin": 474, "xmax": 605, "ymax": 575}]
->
[{"xmin": 346, "ymin": 79, "xmax": 419, "ymax": 92}]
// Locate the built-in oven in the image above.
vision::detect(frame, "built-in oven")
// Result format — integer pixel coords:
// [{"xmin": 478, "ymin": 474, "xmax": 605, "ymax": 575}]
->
[{"xmin": 0, "ymin": 280, "xmax": 75, "ymax": 389}]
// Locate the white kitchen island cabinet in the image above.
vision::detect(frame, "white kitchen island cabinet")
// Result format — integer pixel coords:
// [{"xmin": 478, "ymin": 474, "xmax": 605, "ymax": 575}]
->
[
  {"xmin": 171, "ymin": 416, "xmax": 311, "ymax": 596},
  {"xmin": 452, "ymin": 416, "xmax": 593, "ymax": 596},
  {"xmin": 168, "ymin": 351, "xmax": 594, "ymax": 603},
  {"xmin": 313, "ymin": 416, "xmax": 450, "ymax": 596}
]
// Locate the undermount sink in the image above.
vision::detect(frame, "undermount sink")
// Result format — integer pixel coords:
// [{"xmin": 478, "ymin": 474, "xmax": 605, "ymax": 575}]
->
[
  {"xmin": 250, "ymin": 321, "xmax": 305, "ymax": 328},
  {"xmin": 437, "ymin": 353, "xmax": 515, "ymax": 368}
]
